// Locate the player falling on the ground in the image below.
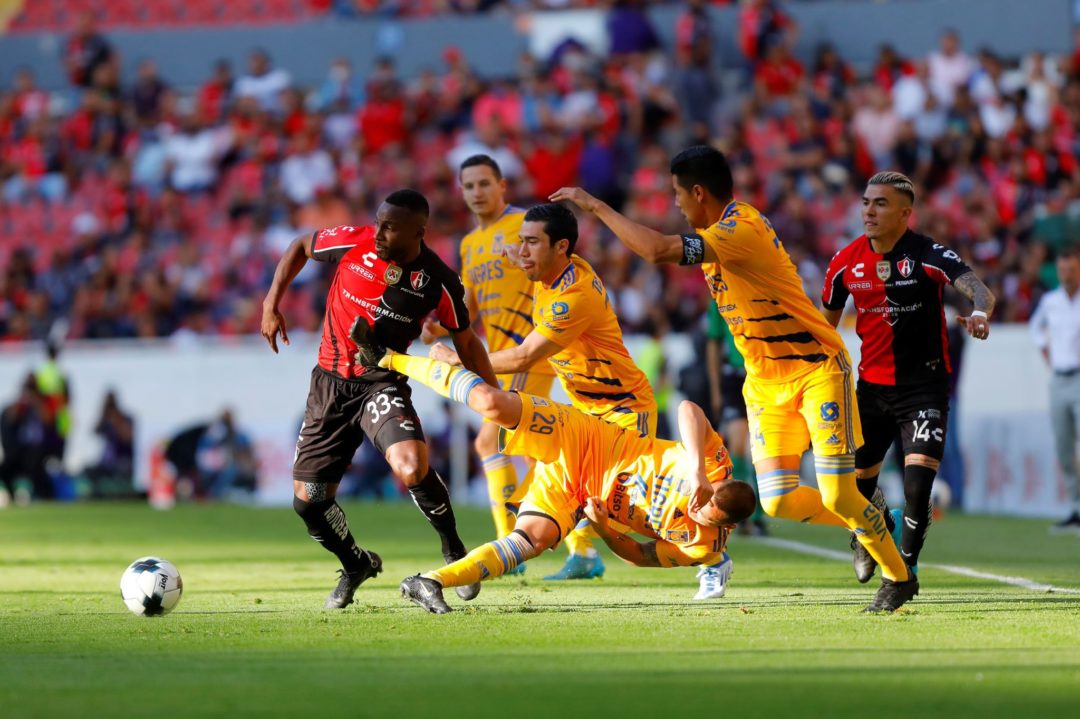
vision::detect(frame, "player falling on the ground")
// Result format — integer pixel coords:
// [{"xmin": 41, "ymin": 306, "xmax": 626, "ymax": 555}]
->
[
  {"xmin": 822, "ymin": 171, "xmax": 994, "ymax": 582},
  {"xmin": 421, "ymin": 155, "xmax": 558, "ymax": 576},
  {"xmin": 347, "ymin": 326, "xmax": 756, "ymax": 613},
  {"xmin": 260, "ymin": 189, "xmax": 497, "ymax": 609},
  {"xmin": 552, "ymin": 146, "xmax": 917, "ymax": 612},
  {"xmin": 428, "ymin": 202, "xmax": 658, "ymax": 583}
]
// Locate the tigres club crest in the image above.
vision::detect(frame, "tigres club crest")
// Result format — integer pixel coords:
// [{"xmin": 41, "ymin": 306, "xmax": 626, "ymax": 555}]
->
[
  {"xmin": 876, "ymin": 261, "xmax": 891, "ymax": 281},
  {"xmin": 410, "ymin": 269, "xmax": 430, "ymax": 290},
  {"xmin": 897, "ymin": 256, "xmax": 914, "ymax": 278},
  {"xmin": 384, "ymin": 265, "xmax": 402, "ymax": 285}
]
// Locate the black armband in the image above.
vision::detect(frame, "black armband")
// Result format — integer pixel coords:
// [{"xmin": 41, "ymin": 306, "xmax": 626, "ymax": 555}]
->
[{"xmin": 679, "ymin": 234, "xmax": 705, "ymax": 266}]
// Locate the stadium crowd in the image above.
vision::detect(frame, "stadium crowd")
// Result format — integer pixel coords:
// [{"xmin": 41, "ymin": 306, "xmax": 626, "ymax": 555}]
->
[{"xmin": 2, "ymin": 1, "xmax": 1080, "ymax": 346}]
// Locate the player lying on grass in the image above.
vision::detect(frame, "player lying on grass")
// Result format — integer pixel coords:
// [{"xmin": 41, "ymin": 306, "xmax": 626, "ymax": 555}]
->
[{"xmin": 348, "ymin": 319, "xmax": 756, "ymax": 614}]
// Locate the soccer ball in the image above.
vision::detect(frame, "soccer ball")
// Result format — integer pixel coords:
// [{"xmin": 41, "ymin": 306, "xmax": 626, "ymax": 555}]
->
[{"xmin": 120, "ymin": 557, "xmax": 183, "ymax": 616}]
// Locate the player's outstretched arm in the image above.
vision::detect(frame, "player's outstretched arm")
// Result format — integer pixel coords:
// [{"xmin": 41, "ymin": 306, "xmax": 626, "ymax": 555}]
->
[
  {"xmin": 677, "ymin": 400, "xmax": 715, "ymax": 513},
  {"xmin": 450, "ymin": 326, "xmax": 499, "ymax": 387},
  {"xmin": 584, "ymin": 498, "xmax": 663, "ymax": 567},
  {"xmin": 952, "ymin": 271, "xmax": 996, "ymax": 340},
  {"xmin": 550, "ymin": 187, "xmax": 701, "ymax": 265},
  {"xmin": 261, "ymin": 234, "xmax": 313, "ymax": 353}
]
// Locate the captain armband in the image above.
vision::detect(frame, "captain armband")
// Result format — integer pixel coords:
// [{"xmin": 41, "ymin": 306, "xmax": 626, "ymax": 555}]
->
[{"xmin": 679, "ymin": 234, "xmax": 705, "ymax": 266}]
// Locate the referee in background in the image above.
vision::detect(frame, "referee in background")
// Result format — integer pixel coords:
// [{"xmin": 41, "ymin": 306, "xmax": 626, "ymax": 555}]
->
[{"xmin": 1030, "ymin": 246, "xmax": 1080, "ymax": 534}]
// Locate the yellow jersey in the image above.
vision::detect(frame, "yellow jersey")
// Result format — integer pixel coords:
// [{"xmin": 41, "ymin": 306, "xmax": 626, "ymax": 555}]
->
[
  {"xmin": 460, "ymin": 206, "xmax": 554, "ymax": 376},
  {"xmin": 694, "ymin": 200, "xmax": 846, "ymax": 382},
  {"xmin": 505, "ymin": 393, "xmax": 733, "ymax": 567},
  {"xmin": 533, "ymin": 256, "xmax": 656, "ymax": 422}
]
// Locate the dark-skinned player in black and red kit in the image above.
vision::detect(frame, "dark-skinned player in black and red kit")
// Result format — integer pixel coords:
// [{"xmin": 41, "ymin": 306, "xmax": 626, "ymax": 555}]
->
[
  {"xmin": 261, "ymin": 189, "xmax": 497, "ymax": 609},
  {"xmin": 821, "ymin": 172, "xmax": 994, "ymax": 586}
]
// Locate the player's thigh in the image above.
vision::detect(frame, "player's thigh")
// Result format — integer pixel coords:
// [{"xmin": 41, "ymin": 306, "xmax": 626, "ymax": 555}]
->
[
  {"xmin": 895, "ymin": 386, "xmax": 950, "ymax": 462},
  {"xmin": 358, "ymin": 380, "xmax": 426, "ymax": 455},
  {"xmin": 743, "ymin": 377, "xmax": 810, "ymax": 463},
  {"xmin": 798, "ymin": 358, "xmax": 861, "ymax": 457},
  {"xmin": 517, "ymin": 466, "xmax": 578, "ymax": 550},
  {"xmin": 293, "ymin": 368, "xmax": 367, "ymax": 486},
  {"xmin": 854, "ymin": 382, "xmax": 895, "ymax": 471}
]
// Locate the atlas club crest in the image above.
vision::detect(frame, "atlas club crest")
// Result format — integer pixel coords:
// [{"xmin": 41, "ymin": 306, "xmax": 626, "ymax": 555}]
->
[
  {"xmin": 410, "ymin": 269, "xmax": 430, "ymax": 290},
  {"xmin": 897, "ymin": 256, "xmax": 915, "ymax": 278}
]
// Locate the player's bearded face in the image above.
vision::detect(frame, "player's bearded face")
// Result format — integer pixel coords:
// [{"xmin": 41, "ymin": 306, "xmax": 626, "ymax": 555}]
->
[
  {"xmin": 374, "ymin": 203, "xmax": 424, "ymax": 262},
  {"xmin": 672, "ymin": 175, "xmax": 707, "ymax": 229}
]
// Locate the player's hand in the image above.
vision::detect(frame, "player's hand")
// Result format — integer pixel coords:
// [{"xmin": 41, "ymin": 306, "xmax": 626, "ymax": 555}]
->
[
  {"xmin": 688, "ymin": 474, "xmax": 713, "ymax": 514},
  {"xmin": 584, "ymin": 497, "xmax": 610, "ymax": 527},
  {"xmin": 957, "ymin": 314, "xmax": 990, "ymax": 340},
  {"xmin": 420, "ymin": 318, "xmax": 447, "ymax": 344},
  {"xmin": 549, "ymin": 187, "xmax": 601, "ymax": 213},
  {"xmin": 429, "ymin": 342, "xmax": 462, "ymax": 365},
  {"xmin": 260, "ymin": 306, "xmax": 289, "ymax": 354}
]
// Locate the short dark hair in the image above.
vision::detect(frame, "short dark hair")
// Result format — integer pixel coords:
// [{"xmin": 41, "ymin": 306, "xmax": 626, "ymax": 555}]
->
[
  {"xmin": 1059, "ymin": 245, "xmax": 1080, "ymax": 261},
  {"xmin": 384, "ymin": 189, "xmax": 429, "ymax": 218},
  {"xmin": 670, "ymin": 145, "xmax": 734, "ymax": 202},
  {"xmin": 713, "ymin": 481, "xmax": 758, "ymax": 525},
  {"xmin": 459, "ymin": 154, "xmax": 502, "ymax": 180},
  {"xmin": 524, "ymin": 203, "xmax": 578, "ymax": 256}
]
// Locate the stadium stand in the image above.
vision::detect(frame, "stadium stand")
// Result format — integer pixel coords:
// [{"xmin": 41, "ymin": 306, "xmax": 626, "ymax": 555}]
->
[{"xmin": 1, "ymin": 0, "xmax": 1078, "ymax": 344}]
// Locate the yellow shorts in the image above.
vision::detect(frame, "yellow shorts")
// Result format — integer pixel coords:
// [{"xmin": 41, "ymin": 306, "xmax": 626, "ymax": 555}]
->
[
  {"xmin": 743, "ymin": 352, "xmax": 863, "ymax": 462},
  {"xmin": 500, "ymin": 393, "xmax": 614, "ymax": 544},
  {"xmin": 486, "ymin": 372, "xmax": 556, "ymax": 425}
]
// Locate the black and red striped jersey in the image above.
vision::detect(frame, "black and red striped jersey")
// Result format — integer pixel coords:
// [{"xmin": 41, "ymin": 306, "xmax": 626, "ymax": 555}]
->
[
  {"xmin": 310, "ymin": 224, "xmax": 470, "ymax": 381},
  {"xmin": 822, "ymin": 230, "xmax": 970, "ymax": 386}
]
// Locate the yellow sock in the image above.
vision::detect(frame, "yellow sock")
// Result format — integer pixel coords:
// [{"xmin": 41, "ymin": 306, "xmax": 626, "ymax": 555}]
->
[
  {"xmin": 815, "ymin": 454, "xmax": 909, "ymax": 581},
  {"xmin": 382, "ymin": 352, "xmax": 484, "ymax": 404},
  {"xmin": 757, "ymin": 469, "xmax": 849, "ymax": 528},
  {"xmin": 482, "ymin": 453, "xmax": 518, "ymax": 537},
  {"xmin": 564, "ymin": 521, "xmax": 598, "ymax": 556},
  {"xmin": 425, "ymin": 531, "xmax": 534, "ymax": 587}
]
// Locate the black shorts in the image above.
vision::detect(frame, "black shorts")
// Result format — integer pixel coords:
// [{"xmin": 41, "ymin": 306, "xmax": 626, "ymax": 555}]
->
[
  {"xmin": 720, "ymin": 366, "xmax": 748, "ymax": 425},
  {"xmin": 855, "ymin": 379, "xmax": 949, "ymax": 468},
  {"xmin": 292, "ymin": 367, "xmax": 425, "ymax": 483}
]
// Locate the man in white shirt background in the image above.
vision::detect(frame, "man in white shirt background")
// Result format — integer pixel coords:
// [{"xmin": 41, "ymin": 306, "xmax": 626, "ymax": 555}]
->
[{"xmin": 1030, "ymin": 246, "xmax": 1080, "ymax": 533}]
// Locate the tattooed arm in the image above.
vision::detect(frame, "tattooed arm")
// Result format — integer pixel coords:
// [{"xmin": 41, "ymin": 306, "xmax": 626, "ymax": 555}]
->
[{"xmin": 952, "ymin": 271, "xmax": 995, "ymax": 340}]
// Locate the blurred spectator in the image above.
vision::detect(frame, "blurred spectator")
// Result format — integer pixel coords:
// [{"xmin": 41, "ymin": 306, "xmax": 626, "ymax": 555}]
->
[
  {"xmin": 315, "ymin": 56, "xmax": 365, "ymax": 112},
  {"xmin": 85, "ymin": 389, "xmax": 135, "ymax": 495},
  {"xmin": 280, "ymin": 130, "xmax": 335, "ymax": 204},
  {"xmin": 198, "ymin": 59, "xmax": 235, "ymax": 124},
  {"xmin": 0, "ymin": 374, "xmax": 55, "ymax": 501},
  {"xmin": 194, "ymin": 409, "xmax": 257, "ymax": 499},
  {"xmin": 928, "ymin": 28, "xmax": 976, "ymax": 106},
  {"xmin": 234, "ymin": 50, "xmax": 291, "ymax": 113},
  {"xmin": 63, "ymin": 10, "xmax": 113, "ymax": 88},
  {"xmin": 606, "ymin": 0, "xmax": 661, "ymax": 59},
  {"xmin": 130, "ymin": 59, "xmax": 169, "ymax": 126},
  {"xmin": 739, "ymin": 0, "xmax": 795, "ymax": 67},
  {"xmin": 163, "ymin": 110, "xmax": 231, "ymax": 192}
]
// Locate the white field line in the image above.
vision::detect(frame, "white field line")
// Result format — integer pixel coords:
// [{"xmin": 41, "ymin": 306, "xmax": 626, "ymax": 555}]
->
[{"xmin": 755, "ymin": 536, "xmax": 1080, "ymax": 595}]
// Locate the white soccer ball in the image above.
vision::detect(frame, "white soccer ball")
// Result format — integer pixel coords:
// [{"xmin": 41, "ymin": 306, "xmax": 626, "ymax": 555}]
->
[{"xmin": 120, "ymin": 557, "xmax": 183, "ymax": 616}]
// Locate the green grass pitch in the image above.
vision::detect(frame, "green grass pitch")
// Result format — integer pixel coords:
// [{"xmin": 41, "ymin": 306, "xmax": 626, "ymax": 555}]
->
[{"xmin": 2, "ymin": 502, "xmax": 1078, "ymax": 718}]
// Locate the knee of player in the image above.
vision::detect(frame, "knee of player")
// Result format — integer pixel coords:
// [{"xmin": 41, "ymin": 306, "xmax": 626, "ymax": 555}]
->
[
  {"xmin": 469, "ymin": 384, "xmax": 502, "ymax": 418},
  {"xmin": 904, "ymin": 454, "xmax": 940, "ymax": 471},
  {"xmin": 388, "ymin": 456, "xmax": 426, "ymax": 486}
]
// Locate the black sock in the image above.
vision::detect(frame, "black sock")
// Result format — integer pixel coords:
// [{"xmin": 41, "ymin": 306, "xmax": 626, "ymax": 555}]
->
[
  {"xmin": 856, "ymin": 475, "xmax": 879, "ymax": 502},
  {"xmin": 901, "ymin": 464, "xmax": 937, "ymax": 566},
  {"xmin": 293, "ymin": 496, "xmax": 371, "ymax": 574},
  {"xmin": 408, "ymin": 468, "xmax": 465, "ymax": 558}
]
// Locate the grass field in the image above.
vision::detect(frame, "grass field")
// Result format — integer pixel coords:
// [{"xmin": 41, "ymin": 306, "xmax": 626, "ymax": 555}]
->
[{"xmin": 2, "ymin": 502, "xmax": 1078, "ymax": 719}]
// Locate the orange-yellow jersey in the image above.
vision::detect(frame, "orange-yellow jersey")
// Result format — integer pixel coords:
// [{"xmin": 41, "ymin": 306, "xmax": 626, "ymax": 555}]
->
[
  {"xmin": 504, "ymin": 393, "xmax": 734, "ymax": 567},
  {"xmin": 460, "ymin": 206, "xmax": 554, "ymax": 376},
  {"xmin": 533, "ymin": 256, "xmax": 656, "ymax": 427},
  {"xmin": 686, "ymin": 200, "xmax": 847, "ymax": 382}
]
